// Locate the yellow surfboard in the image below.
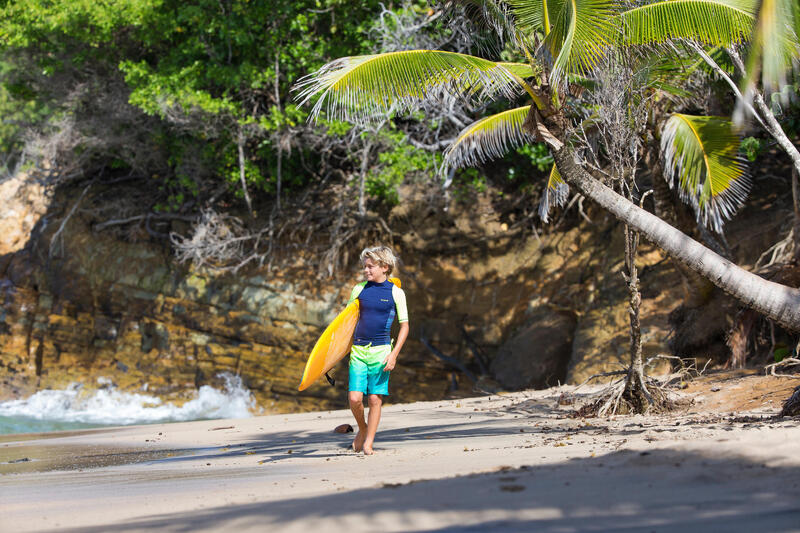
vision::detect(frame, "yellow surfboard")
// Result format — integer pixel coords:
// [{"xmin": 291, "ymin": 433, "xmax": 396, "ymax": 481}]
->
[{"xmin": 298, "ymin": 278, "xmax": 401, "ymax": 391}]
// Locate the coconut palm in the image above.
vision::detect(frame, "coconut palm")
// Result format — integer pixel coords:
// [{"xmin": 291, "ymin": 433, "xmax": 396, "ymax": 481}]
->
[
  {"xmin": 624, "ymin": 0, "xmax": 800, "ymax": 241},
  {"xmin": 295, "ymin": 1, "xmax": 800, "ymax": 334}
]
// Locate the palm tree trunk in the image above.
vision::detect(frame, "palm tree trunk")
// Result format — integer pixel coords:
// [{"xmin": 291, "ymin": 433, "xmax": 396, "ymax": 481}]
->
[
  {"xmin": 550, "ymin": 147, "xmax": 800, "ymax": 332},
  {"xmin": 793, "ymin": 168, "xmax": 800, "ymax": 263}
]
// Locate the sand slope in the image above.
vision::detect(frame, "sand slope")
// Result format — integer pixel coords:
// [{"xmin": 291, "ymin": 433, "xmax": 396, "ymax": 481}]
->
[{"xmin": 1, "ymin": 374, "xmax": 799, "ymax": 532}]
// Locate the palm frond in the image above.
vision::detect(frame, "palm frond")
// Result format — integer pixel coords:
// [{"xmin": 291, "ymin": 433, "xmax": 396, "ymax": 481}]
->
[
  {"xmin": 661, "ymin": 113, "xmax": 751, "ymax": 232},
  {"xmin": 440, "ymin": 0, "xmax": 519, "ymax": 48},
  {"xmin": 294, "ymin": 51, "xmax": 524, "ymax": 125},
  {"xmin": 641, "ymin": 45, "xmax": 712, "ymax": 97},
  {"xmin": 442, "ymin": 105, "xmax": 535, "ymax": 173},
  {"xmin": 510, "ymin": 0, "xmax": 566, "ymax": 35},
  {"xmin": 499, "ymin": 61, "xmax": 540, "ymax": 78},
  {"xmin": 742, "ymin": 0, "xmax": 800, "ymax": 95},
  {"xmin": 547, "ymin": 0, "xmax": 619, "ymax": 83},
  {"xmin": 689, "ymin": 45, "xmax": 737, "ymax": 76},
  {"xmin": 538, "ymin": 163, "xmax": 569, "ymax": 222},
  {"xmin": 621, "ymin": 0, "xmax": 757, "ymax": 47}
]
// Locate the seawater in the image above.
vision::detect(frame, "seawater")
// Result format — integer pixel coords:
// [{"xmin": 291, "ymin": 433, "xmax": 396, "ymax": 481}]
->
[{"xmin": 0, "ymin": 372, "xmax": 256, "ymax": 435}]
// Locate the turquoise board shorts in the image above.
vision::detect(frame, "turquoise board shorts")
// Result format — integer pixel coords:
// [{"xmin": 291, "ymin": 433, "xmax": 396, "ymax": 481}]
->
[{"xmin": 349, "ymin": 344, "xmax": 391, "ymax": 395}]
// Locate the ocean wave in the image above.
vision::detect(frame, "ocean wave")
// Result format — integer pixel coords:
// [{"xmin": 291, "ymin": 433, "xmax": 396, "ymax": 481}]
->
[{"xmin": 0, "ymin": 372, "xmax": 256, "ymax": 428}]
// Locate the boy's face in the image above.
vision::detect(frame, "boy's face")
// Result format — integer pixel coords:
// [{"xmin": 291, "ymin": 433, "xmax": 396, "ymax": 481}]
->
[{"xmin": 363, "ymin": 257, "xmax": 389, "ymax": 282}]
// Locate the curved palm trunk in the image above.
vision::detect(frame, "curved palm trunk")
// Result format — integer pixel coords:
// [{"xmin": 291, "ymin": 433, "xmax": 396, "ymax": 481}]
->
[
  {"xmin": 551, "ymin": 148, "xmax": 800, "ymax": 332},
  {"xmin": 793, "ymin": 168, "xmax": 800, "ymax": 263}
]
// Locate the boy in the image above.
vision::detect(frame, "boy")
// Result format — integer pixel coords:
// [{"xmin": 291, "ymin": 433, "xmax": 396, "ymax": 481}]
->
[{"xmin": 348, "ymin": 245, "xmax": 409, "ymax": 455}]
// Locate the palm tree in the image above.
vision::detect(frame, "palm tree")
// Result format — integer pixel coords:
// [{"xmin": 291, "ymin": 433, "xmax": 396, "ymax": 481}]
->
[
  {"xmin": 295, "ymin": 2, "xmax": 800, "ymax": 332},
  {"xmin": 624, "ymin": 0, "xmax": 800, "ymax": 257}
]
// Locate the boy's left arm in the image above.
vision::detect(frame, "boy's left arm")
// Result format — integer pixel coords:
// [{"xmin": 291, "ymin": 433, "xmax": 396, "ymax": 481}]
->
[
  {"xmin": 385, "ymin": 285, "xmax": 408, "ymax": 371},
  {"xmin": 384, "ymin": 321, "xmax": 408, "ymax": 371}
]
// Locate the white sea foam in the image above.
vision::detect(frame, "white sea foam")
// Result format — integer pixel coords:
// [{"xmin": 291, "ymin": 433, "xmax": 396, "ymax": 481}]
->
[{"xmin": 0, "ymin": 373, "xmax": 256, "ymax": 427}]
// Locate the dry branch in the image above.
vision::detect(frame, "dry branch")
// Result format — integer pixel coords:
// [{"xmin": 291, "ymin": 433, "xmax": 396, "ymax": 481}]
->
[{"xmin": 765, "ymin": 357, "xmax": 800, "ymax": 378}]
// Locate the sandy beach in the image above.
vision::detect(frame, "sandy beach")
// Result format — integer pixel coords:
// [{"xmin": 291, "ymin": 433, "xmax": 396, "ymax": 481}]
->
[{"xmin": 1, "ymin": 372, "xmax": 799, "ymax": 533}]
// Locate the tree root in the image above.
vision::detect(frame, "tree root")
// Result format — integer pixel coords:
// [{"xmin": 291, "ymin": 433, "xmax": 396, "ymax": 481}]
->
[
  {"xmin": 765, "ymin": 357, "xmax": 800, "ymax": 378},
  {"xmin": 779, "ymin": 385, "xmax": 800, "ymax": 417},
  {"xmin": 571, "ymin": 357, "xmax": 701, "ymax": 418},
  {"xmin": 574, "ymin": 376, "xmax": 674, "ymax": 417}
]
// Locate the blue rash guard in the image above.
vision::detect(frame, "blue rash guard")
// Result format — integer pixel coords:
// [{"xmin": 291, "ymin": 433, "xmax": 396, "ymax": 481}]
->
[{"xmin": 348, "ymin": 279, "xmax": 408, "ymax": 346}]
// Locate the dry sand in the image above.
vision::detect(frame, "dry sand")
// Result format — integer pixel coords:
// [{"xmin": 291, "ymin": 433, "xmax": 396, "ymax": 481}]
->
[{"xmin": 1, "ymin": 371, "xmax": 799, "ymax": 533}]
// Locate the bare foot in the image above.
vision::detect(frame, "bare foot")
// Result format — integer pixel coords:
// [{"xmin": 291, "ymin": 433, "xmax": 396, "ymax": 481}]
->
[
  {"xmin": 363, "ymin": 442, "xmax": 374, "ymax": 455},
  {"xmin": 352, "ymin": 431, "xmax": 365, "ymax": 452}
]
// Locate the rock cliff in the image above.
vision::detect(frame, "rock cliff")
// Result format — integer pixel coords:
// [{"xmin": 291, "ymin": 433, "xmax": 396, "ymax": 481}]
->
[{"xmin": 1, "ymin": 172, "xmax": 791, "ymax": 413}]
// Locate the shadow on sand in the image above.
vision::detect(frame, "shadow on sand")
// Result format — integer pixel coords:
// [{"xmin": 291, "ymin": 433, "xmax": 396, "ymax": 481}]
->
[{"xmin": 64, "ymin": 448, "xmax": 800, "ymax": 533}]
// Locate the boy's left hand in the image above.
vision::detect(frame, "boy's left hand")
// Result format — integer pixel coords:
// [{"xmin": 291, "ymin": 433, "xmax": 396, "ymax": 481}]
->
[{"xmin": 383, "ymin": 354, "xmax": 397, "ymax": 371}]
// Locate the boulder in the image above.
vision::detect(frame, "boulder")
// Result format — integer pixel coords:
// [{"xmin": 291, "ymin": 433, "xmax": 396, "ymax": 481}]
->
[{"xmin": 491, "ymin": 306, "xmax": 576, "ymax": 390}]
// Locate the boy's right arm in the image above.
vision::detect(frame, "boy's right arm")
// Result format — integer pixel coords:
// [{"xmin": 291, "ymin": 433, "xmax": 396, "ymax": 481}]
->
[{"xmin": 348, "ymin": 282, "xmax": 366, "ymax": 305}]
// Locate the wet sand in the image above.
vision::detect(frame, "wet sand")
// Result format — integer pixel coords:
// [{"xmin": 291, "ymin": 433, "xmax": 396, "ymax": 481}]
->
[{"xmin": 1, "ymin": 379, "xmax": 799, "ymax": 532}]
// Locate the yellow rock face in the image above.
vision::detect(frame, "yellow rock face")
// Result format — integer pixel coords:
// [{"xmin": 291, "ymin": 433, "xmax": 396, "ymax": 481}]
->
[{"xmin": 1, "ymin": 182, "xmax": 688, "ymax": 412}]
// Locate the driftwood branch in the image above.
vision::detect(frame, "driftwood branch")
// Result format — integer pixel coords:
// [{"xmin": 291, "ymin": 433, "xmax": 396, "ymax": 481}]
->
[
  {"xmin": 459, "ymin": 325, "xmax": 489, "ymax": 376},
  {"xmin": 420, "ymin": 335, "xmax": 477, "ymax": 383},
  {"xmin": 49, "ymin": 181, "xmax": 92, "ymax": 258},
  {"xmin": 765, "ymin": 358, "xmax": 800, "ymax": 378},
  {"xmin": 93, "ymin": 213, "xmax": 195, "ymax": 231}
]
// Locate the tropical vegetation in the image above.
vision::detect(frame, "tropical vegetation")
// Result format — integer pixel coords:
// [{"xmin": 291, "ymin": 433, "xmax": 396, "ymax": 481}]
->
[{"xmin": 296, "ymin": 0, "xmax": 800, "ymax": 409}]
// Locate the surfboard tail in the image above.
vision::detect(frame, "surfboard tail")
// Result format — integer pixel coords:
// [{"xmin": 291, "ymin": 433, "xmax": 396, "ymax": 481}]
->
[{"xmin": 298, "ymin": 300, "xmax": 360, "ymax": 391}]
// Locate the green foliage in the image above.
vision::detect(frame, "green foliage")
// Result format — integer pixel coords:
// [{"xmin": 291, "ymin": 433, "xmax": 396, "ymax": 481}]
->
[
  {"xmin": 621, "ymin": 0, "xmax": 756, "ymax": 48},
  {"xmin": 740, "ymin": 136, "xmax": 763, "ymax": 161},
  {"xmin": 443, "ymin": 106, "xmax": 534, "ymax": 175},
  {"xmin": 295, "ymin": 49, "xmax": 522, "ymax": 125},
  {"xmin": 661, "ymin": 114, "xmax": 750, "ymax": 232},
  {"xmin": 367, "ymin": 129, "xmax": 436, "ymax": 204},
  {"xmin": 0, "ymin": 61, "xmax": 48, "ymax": 168},
  {"xmin": 516, "ymin": 143, "xmax": 553, "ymax": 173},
  {"xmin": 321, "ymin": 118, "xmax": 353, "ymax": 137},
  {"xmin": 451, "ymin": 168, "xmax": 488, "ymax": 201},
  {"xmin": 773, "ymin": 344, "xmax": 790, "ymax": 362},
  {"xmin": 0, "ymin": 0, "xmax": 392, "ymax": 208}
]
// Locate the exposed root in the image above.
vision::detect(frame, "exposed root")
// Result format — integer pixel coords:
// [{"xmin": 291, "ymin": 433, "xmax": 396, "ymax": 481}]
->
[
  {"xmin": 49, "ymin": 181, "xmax": 92, "ymax": 258},
  {"xmin": 573, "ymin": 370, "xmax": 676, "ymax": 418},
  {"xmin": 765, "ymin": 357, "xmax": 800, "ymax": 378},
  {"xmin": 571, "ymin": 356, "xmax": 704, "ymax": 418},
  {"xmin": 755, "ymin": 228, "xmax": 795, "ymax": 271},
  {"xmin": 646, "ymin": 355, "xmax": 711, "ymax": 388},
  {"xmin": 779, "ymin": 385, "xmax": 800, "ymax": 417}
]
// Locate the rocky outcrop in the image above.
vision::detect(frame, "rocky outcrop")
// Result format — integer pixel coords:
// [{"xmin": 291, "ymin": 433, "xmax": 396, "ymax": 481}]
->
[
  {"xmin": 491, "ymin": 306, "xmax": 576, "ymax": 389},
  {"xmin": 3, "ymin": 181, "xmax": 599, "ymax": 411},
  {"xmin": 0, "ymin": 172, "xmax": 50, "ymax": 255},
  {"xmin": 11, "ymin": 175, "xmax": 783, "ymax": 412}
]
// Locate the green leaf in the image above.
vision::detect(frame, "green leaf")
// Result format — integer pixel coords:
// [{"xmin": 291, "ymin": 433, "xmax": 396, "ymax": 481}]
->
[
  {"xmin": 621, "ymin": 0, "xmax": 757, "ymax": 46},
  {"xmin": 538, "ymin": 163, "xmax": 568, "ymax": 222},
  {"xmin": 773, "ymin": 346, "xmax": 790, "ymax": 362},
  {"xmin": 294, "ymin": 50, "xmax": 525, "ymax": 125},
  {"xmin": 546, "ymin": 0, "xmax": 620, "ymax": 83},
  {"xmin": 442, "ymin": 105, "xmax": 534, "ymax": 174},
  {"xmin": 661, "ymin": 113, "xmax": 751, "ymax": 232},
  {"xmin": 510, "ymin": 0, "xmax": 566, "ymax": 36},
  {"xmin": 741, "ymin": 0, "xmax": 800, "ymax": 95},
  {"xmin": 498, "ymin": 61, "xmax": 539, "ymax": 78}
]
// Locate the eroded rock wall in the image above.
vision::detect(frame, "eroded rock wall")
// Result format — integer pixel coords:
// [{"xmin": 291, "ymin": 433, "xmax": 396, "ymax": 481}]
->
[
  {"xmin": 3, "ymin": 182, "xmax": 593, "ymax": 410},
  {"xmin": 5, "ymin": 177, "xmax": 753, "ymax": 411}
]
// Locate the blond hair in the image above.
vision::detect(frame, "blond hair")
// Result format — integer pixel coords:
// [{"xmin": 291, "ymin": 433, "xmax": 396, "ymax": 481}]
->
[{"xmin": 360, "ymin": 245, "xmax": 398, "ymax": 275}]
